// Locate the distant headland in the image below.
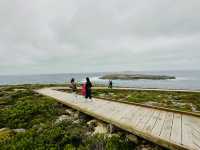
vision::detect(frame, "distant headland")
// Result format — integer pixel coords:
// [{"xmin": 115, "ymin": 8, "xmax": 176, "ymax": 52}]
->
[{"xmin": 100, "ymin": 74, "xmax": 176, "ymax": 80}]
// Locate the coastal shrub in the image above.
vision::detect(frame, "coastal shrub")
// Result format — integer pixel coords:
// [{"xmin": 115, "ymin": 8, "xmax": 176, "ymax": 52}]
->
[
  {"xmin": 92, "ymin": 89, "xmax": 200, "ymax": 112},
  {"xmin": 106, "ymin": 135, "xmax": 134, "ymax": 150},
  {"xmin": 0, "ymin": 87, "xmax": 64, "ymax": 128},
  {"xmin": 0, "ymin": 120, "xmax": 87, "ymax": 150},
  {"xmin": 64, "ymin": 144, "xmax": 76, "ymax": 150},
  {"xmin": 0, "ymin": 96, "xmax": 60, "ymax": 129},
  {"xmin": 81, "ymin": 134, "xmax": 134, "ymax": 150}
]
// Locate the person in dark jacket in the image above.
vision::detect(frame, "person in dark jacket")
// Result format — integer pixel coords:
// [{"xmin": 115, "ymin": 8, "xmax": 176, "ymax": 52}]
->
[
  {"xmin": 108, "ymin": 80, "xmax": 113, "ymax": 89},
  {"xmin": 70, "ymin": 78, "xmax": 77, "ymax": 93},
  {"xmin": 69, "ymin": 78, "xmax": 78, "ymax": 100},
  {"xmin": 85, "ymin": 77, "xmax": 92, "ymax": 99}
]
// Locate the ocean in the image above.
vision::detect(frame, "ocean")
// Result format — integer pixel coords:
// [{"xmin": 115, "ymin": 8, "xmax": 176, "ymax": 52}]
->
[{"xmin": 0, "ymin": 70, "xmax": 200, "ymax": 90}]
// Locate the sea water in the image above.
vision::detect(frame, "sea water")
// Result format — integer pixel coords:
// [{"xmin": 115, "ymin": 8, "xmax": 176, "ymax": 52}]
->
[{"xmin": 0, "ymin": 70, "xmax": 200, "ymax": 90}]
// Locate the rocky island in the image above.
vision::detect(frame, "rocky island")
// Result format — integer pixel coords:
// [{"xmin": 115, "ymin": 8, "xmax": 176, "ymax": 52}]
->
[{"xmin": 100, "ymin": 74, "xmax": 176, "ymax": 80}]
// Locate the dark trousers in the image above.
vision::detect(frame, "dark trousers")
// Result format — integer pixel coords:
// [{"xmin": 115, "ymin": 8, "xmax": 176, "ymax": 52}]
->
[{"xmin": 85, "ymin": 90, "xmax": 92, "ymax": 99}]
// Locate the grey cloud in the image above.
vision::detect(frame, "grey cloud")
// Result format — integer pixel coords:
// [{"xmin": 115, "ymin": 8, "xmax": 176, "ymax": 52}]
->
[{"xmin": 0, "ymin": 0, "xmax": 200, "ymax": 75}]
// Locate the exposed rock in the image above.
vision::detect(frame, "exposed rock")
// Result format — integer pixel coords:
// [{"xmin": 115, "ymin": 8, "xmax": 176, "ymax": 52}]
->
[
  {"xmin": 65, "ymin": 109, "xmax": 74, "ymax": 116},
  {"xmin": 0, "ymin": 128, "xmax": 10, "ymax": 132},
  {"xmin": 55, "ymin": 115, "xmax": 72, "ymax": 124},
  {"xmin": 99, "ymin": 93, "xmax": 106, "ymax": 97},
  {"xmin": 87, "ymin": 120, "xmax": 97, "ymax": 127},
  {"xmin": 32, "ymin": 125, "xmax": 38, "ymax": 128},
  {"xmin": 37, "ymin": 127, "xmax": 43, "ymax": 133},
  {"xmin": 93, "ymin": 121, "xmax": 108, "ymax": 135},
  {"xmin": 143, "ymin": 101, "xmax": 161, "ymax": 107},
  {"xmin": 108, "ymin": 133, "xmax": 120, "ymax": 138},
  {"xmin": 87, "ymin": 120, "xmax": 118, "ymax": 135},
  {"xmin": 107, "ymin": 124, "xmax": 115, "ymax": 133},
  {"xmin": 13, "ymin": 128, "xmax": 26, "ymax": 133},
  {"xmin": 32, "ymin": 123, "xmax": 46, "ymax": 133},
  {"xmin": 73, "ymin": 111, "xmax": 79, "ymax": 119},
  {"xmin": 0, "ymin": 128, "xmax": 14, "ymax": 142},
  {"xmin": 73, "ymin": 119, "xmax": 81, "ymax": 124},
  {"xmin": 14, "ymin": 88, "xmax": 26, "ymax": 91},
  {"xmin": 172, "ymin": 101, "xmax": 197, "ymax": 111},
  {"xmin": 126, "ymin": 134, "xmax": 139, "ymax": 144},
  {"xmin": 109, "ymin": 93, "xmax": 115, "ymax": 96},
  {"xmin": 87, "ymin": 120, "xmax": 97, "ymax": 133},
  {"xmin": 190, "ymin": 104, "xmax": 197, "ymax": 111}
]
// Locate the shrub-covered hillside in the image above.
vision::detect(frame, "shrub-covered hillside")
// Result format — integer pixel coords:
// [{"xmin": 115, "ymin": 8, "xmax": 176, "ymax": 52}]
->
[{"xmin": 0, "ymin": 85, "xmax": 139, "ymax": 150}]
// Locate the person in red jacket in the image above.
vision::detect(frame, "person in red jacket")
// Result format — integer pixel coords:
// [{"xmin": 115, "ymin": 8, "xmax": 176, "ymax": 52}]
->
[{"xmin": 81, "ymin": 82, "xmax": 86, "ymax": 96}]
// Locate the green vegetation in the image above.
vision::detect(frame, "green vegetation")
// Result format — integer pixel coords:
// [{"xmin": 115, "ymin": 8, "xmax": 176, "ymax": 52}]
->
[
  {"xmin": 0, "ymin": 85, "xmax": 139, "ymax": 150},
  {"xmin": 91, "ymin": 89, "xmax": 200, "ymax": 112}
]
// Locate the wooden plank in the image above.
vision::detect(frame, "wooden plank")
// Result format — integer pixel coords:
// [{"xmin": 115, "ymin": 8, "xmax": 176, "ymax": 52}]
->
[
  {"xmin": 119, "ymin": 106, "xmax": 138, "ymax": 120},
  {"xmin": 160, "ymin": 112, "xmax": 174, "ymax": 139},
  {"xmin": 136, "ymin": 109, "xmax": 155, "ymax": 130},
  {"xmin": 107, "ymin": 102, "xmax": 125, "ymax": 115},
  {"xmin": 185, "ymin": 115, "xmax": 200, "ymax": 134},
  {"xmin": 131, "ymin": 108, "xmax": 148, "ymax": 127},
  {"xmin": 129, "ymin": 107, "xmax": 145, "ymax": 128},
  {"xmin": 171, "ymin": 113, "xmax": 182, "ymax": 144},
  {"xmin": 182, "ymin": 115, "xmax": 195, "ymax": 149},
  {"xmin": 182, "ymin": 115, "xmax": 200, "ymax": 149},
  {"xmin": 108, "ymin": 105, "xmax": 124, "ymax": 118},
  {"xmin": 119, "ymin": 106, "xmax": 140, "ymax": 128},
  {"xmin": 98, "ymin": 102, "xmax": 129, "ymax": 119},
  {"xmin": 152, "ymin": 111, "xmax": 167, "ymax": 136},
  {"xmin": 143, "ymin": 110, "xmax": 161, "ymax": 133},
  {"xmin": 129, "ymin": 107, "xmax": 146, "ymax": 127},
  {"xmin": 120, "ymin": 106, "xmax": 139, "ymax": 121},
  {"xmin": 90, "ymin": 101, "xmax": 114, "ymax": 114}
]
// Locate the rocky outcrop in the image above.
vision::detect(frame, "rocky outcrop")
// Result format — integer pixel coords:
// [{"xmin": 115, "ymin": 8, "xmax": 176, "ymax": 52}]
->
[
  {"xmin": 13, "ymin": 128, "xmax": 26, "ymax": 133},
  {"xmin": 87, "ymin": 120, "xmax": 109, "ymax": 135},
  {"xmin": 100, "ymin": 74, "xmax": 176, "ymax": 80},
  {"xmin": 0, "ymin": 128, "xmax": 14, "ymax": 142},
  {"xmin": 93, "ymin": 121, "xmax": 108, "ymax": 135},
  {"xmin": 126, "ymin": 134, "xmax": 139, "ymax": 144},
  {"xmin": 65, "ymin": 109, "xmax": 74, "ymax": 116},
  {"xmin": 55, "ymin": 115, "xmax": 72, "ymax": 124}
]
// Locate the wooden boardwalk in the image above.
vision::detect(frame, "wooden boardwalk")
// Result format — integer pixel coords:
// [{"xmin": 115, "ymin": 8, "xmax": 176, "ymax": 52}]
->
[{"xmin": 36, "ymin": 87, "xmax": 200, "ymax": 150}]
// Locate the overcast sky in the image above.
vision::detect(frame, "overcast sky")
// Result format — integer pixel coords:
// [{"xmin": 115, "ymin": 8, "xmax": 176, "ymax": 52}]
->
[{"xmin": 0, "ymin": 0, "xmax": 200, "ymax": 75}]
